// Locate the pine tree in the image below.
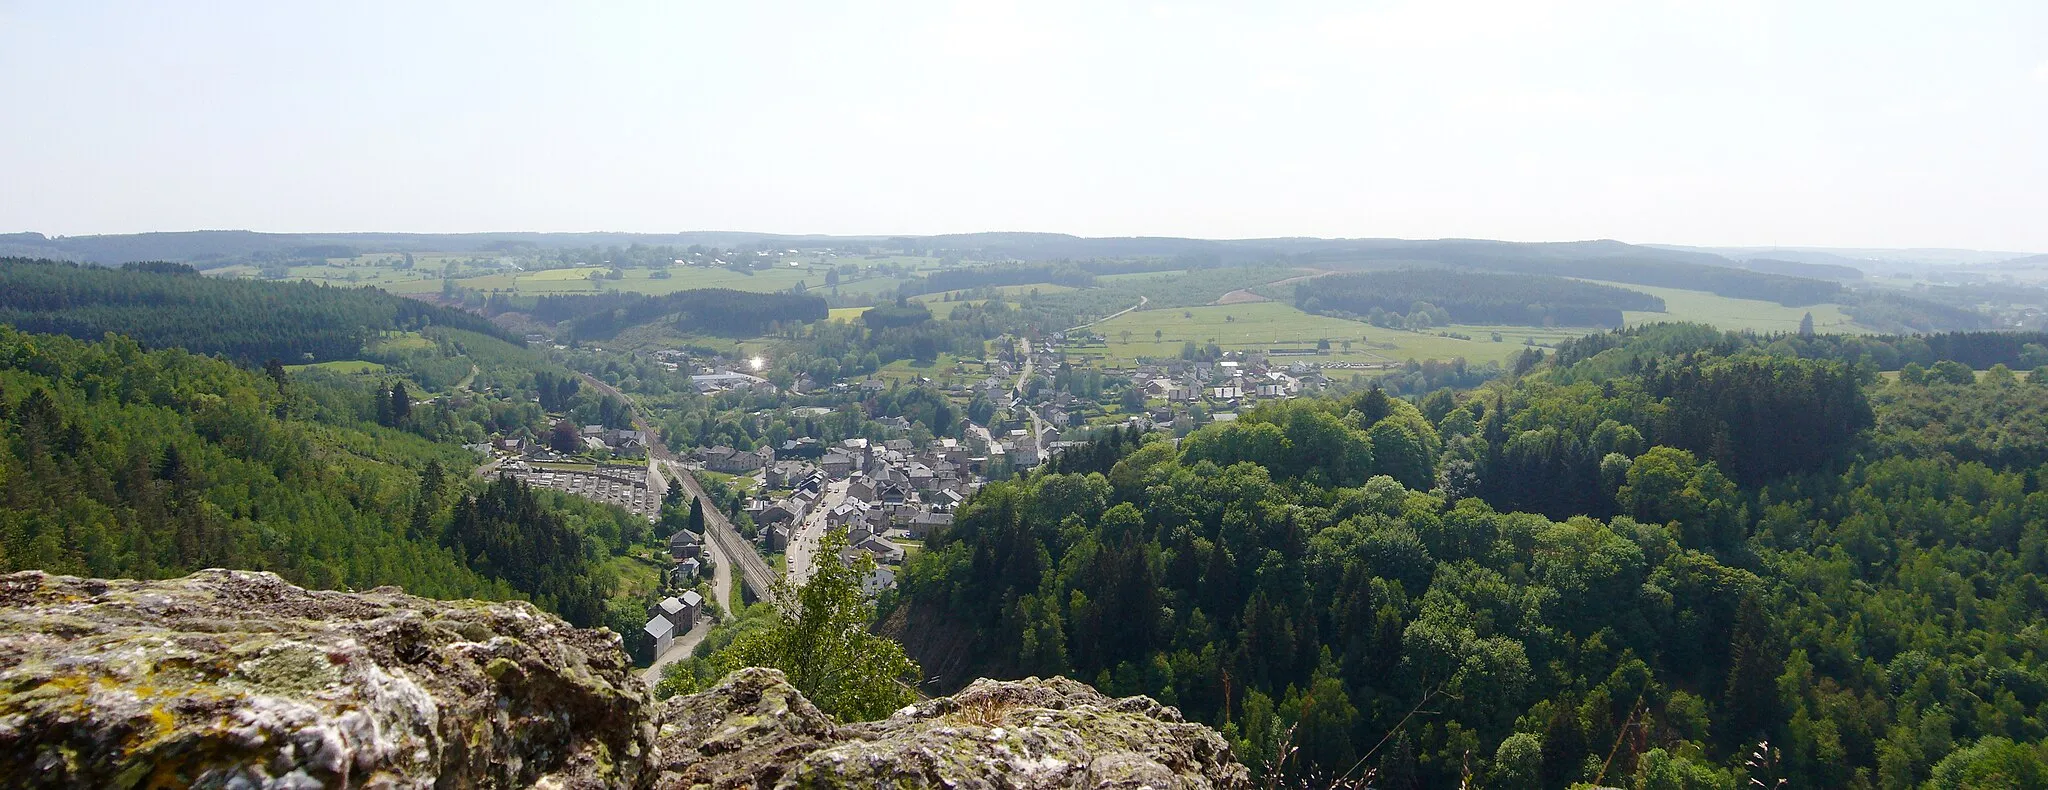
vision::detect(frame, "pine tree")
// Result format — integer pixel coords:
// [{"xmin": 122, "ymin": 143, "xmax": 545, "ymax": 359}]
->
[{"xmin": 389, "ymin": 381, "xmax": 412, "ymax": 425}]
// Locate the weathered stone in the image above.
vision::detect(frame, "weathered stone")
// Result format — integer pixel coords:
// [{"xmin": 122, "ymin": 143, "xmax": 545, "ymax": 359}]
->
[
  {"xmin": 0, "ymin": 569, "xmax": 654, "ymax": 788},
  {"xmin": 654, "ymin": 669, "xmax": 1250, "ymax": 790},
  {"xmin": 1, "ymin": 570, "xmax": 1249, "ymax": 789}
]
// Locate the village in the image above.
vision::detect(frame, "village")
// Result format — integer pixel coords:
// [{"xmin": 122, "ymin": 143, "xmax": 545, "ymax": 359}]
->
[{"xmin": 472, "ymin": 334, "xmax": 1356, "ymax": 671}]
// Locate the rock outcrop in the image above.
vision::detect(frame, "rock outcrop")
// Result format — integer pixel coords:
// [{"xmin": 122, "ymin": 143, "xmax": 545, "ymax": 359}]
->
[
  {"xmin": 652, "ymin": 669, "xmax": 1248, "ymax": 789},
  {"xmin": 0, "ymin": 569, "xmax": 654, "ymax": 788},
  {"xmin": 1, "ymin": 570, "xmax": 1248, "ymax": 789}
]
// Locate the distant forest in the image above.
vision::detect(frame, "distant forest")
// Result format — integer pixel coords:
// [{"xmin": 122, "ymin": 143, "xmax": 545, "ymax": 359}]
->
[
  {"xmin": 1298, "ymin": 242, "xmax": 1846, "ymax": 307},
  {"xmin": 526, "ymin": 288, "xmax": 827, "ymax": 340},
  {"xmin": 1299, "ymin": 269, "xmax": 1665, "ymax": 327},
  {"xmin": 0, "ymin": 258, "xmax": 516, "ymax": 363}
]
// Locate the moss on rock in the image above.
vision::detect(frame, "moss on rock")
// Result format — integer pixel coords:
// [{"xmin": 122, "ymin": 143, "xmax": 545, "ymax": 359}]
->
[{"xmin": 0, "ymin": 569, "xmax": 652, "ymax": 788}]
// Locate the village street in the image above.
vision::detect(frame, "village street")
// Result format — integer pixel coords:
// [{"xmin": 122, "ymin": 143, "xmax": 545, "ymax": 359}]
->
[{"xmin": 785, "ymin": 479, "xmax": 850, "ymax": 588}]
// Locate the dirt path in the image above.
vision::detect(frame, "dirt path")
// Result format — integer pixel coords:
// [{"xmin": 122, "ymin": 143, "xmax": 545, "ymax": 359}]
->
[
  {"xmin": 1063, "ymin": 295, "xmax": 1148, "ymax": 333},
  {"xmin": 1213, "ymin": 270, "xmax": 1333, "ymax": 305}
]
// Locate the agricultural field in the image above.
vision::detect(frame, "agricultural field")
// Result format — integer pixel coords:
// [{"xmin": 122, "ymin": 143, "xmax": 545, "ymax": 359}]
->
[
  {"xmin": 1588, "ymin": 280, "xmax": 1875, "ymax": 334},
  {"xmin": 283, "ymin": 359, "xmax": 387, "ymax": 375},
  {"xmin": 911, "ymin": 283, "xmax": 1080, "ymax": 319},
  {"xmin": 432, "ymin": 264, "xmax": 849, "ymax": 297},
  {"xmin": 1078, "ymin": 301, "xmax": 1569, "ymax": 367},
  {"xmin": 210, "ymin": 252, "xmax": 511, "ymax": 290},
  {"xmin": 1095, "ymin": 269, "xmax": 1185, "ymax": 283},
  {"xmin": 1070, "ymin": 278, "xmax": 1880, "ymax": 371},
  {"xmin": 872, "ymin": 353, "xmax": 997, "ymax": 386}
]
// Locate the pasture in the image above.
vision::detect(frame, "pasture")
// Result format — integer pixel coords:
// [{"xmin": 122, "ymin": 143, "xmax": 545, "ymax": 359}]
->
[
  {"xmin": 1079, "ymin": 301, "xmax": 1575, "ymax": 367},
  {"xmin": 284, "ymin": 359, "xmax": 387, "ymax": 375},
  {"xmin": 1589, "ymin": 280, "xmax": 1875, "ymax": 334},
  {"xmin": 873, "ymin": 353, "xmax": 982, "ymax": 385},
  {"xmin": 437, "ymin": 265, "xmax": 840, "ymax": 296}
]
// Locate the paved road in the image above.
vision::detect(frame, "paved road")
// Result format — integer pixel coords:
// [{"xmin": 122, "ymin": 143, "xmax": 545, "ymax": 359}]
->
[
  {"xmin": 1012, "ymin": 338, "xmax": 1033, "ymax": 398},
  {"xmin": 786, "ymin": 479, "xmax": 849, "ymax": 588}
]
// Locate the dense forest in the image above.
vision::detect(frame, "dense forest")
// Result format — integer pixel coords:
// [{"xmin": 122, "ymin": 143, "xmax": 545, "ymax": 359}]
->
[
  {"xmin": 1297, "ymin": 241, "xmax": 1846, "ymax": 306},
  {"xmin": 891, "ymin": 322, "xmax": 2048, "ymax": 787},
  {"xmin": 526, "ymin": 288, "xmax": 827, "ymax": 340},
  {"xmin": 0, "ymin": 327, "xmax": 647, "ymax": 630},
  {"xmin": 0, "ymin": 257, "xmax": 516, "ymax": 363},
  {"xmin": 1844, "ymin": 291, "xmax": 1998, "ymax": 334},
  {"xmin": 1551, "ymin": 324, "xmax": 2048, "ymax": 376},
  {"xmin": 912, "ymin": 262, "xmax": 1097, "ymax": 294},
  {"xmin": 1299, "ymin": 269, "xmax": 1666, "ymax": 327}
]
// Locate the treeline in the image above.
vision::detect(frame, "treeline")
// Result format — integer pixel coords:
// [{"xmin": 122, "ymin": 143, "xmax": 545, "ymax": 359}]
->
[
  {"xmin": 1843, "ymin": 290, "xmax": 1996, "ymax": 333},
  {"xmin": 893, "ymin": 333, "xmax": 2048, "ymax": 786},
  {"xmin": 1553, "ymin": 322, "xmax": 2048, "ymax": 374},
  {"xmin": 860, "ymin": 302, "xmax": 933, "ymax": 330},
  {"xmin": 912, "ymin": 262, "xmax": 1096, "ymax": 294},
  {"xmin": 1299, "ymin": 269, "xmax": 1664, "ymax": 327},
  {"xmin": 1310, "ymin": 244, "xmax": 1845, "ymax": 306},
  {"xmin": 1737, "ymin": 257, "xmax": 1864, "ymax": 280},
  {"xmin": 0, "ymin": 327, "xmax": 642, "ymax": 628},
  {"xmin": 528, "ymin": 288, "xmax": 826, "ymax": 340},
  {"xmin": 0, "ymin": 257, "xmax": 517, "ymax": 363}
]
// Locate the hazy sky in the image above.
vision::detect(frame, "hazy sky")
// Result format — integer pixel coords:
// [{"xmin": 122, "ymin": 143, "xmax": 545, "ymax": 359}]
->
[{"xmin": 4, "ymin": 1, "xmax": 2045, "ymax": 250}]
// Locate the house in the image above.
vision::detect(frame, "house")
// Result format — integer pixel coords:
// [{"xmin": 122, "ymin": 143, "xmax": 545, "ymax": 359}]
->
[
  {"xmin": 757, "ymin": 503, "xmax": 800, "ymax": 527},
  {"xmin": 853, "ymin": 534, "xmax": 906, "ymax": 565},
  {"xmin": 907, "ymin": 511, "xmax": 953, "ymax": 539},
  {"xmin": 840, "ymin": 534, "xmax": 905, "ymax": 567},
  {"xmin": 668, "ymin": 529, "xmax": 702, "ymax": 562},
  {"xmin": 827, "ymin": 501, "xmax": 866, "ymax": 528},
  {"xmin": 820, "ymin": 451, "xmax": 853, "ymax": 477},
  {"xmin": 862, "ymin": 567, "xmax": 897, "ymax": 596},
  {"xmin": 705, "ymin": 446, "xmax": 772, "ymax": 473},
  {"xmin": 670, "ymin": 557, "xmax": 701, "ymax": 585},
  {"xmin": 641, "ymin": 590, "xmax": 704, "ymax": 657},
  {"xmin": 765, "ymin": 460, "xmax": 814, "ymax": 489},
  {"xmin": 691, "ymin": 372, "xmax": 776, "ymax": 394}
]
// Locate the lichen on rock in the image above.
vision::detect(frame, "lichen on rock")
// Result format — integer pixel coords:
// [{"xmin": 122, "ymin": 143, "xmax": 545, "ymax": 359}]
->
[
  {"xmin": 0, "ymin": 569, "xmax": 653, "ymax": 788},
  {"xmin": 1, "ymin": 570, "xmax": 1248, "ymax": 789},
  {"xmin": 653, "ymin": 669, "xmax": 1249, "ymax": 789}
]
